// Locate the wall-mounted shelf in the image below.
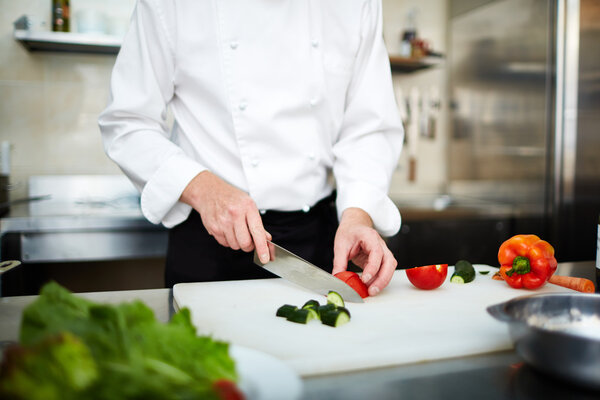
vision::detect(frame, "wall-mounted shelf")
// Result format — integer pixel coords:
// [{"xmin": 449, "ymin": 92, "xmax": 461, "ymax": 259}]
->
[
  {"xmin": 13, "ymin": 16, "xmax": 121, "ymax": 55},
  {"xmin": 14, "ymin": 29, "xmax": 121, "ymax": 54},
  {"xmin": 389, "ymin": 56, "xmax": 443, "ymax": 73}
]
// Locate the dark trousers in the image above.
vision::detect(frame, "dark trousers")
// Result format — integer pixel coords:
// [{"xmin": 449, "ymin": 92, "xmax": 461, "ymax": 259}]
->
[{"xmin": 165, "ymin": 193, "xmax": 338, "ymax": 287}]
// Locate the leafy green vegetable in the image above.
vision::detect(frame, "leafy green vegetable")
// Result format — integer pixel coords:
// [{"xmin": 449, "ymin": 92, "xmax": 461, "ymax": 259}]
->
[
  {"xmin": 0, "ymin": 282, "xmax": 239, "ymax": 400},
  {"xmin": 0, "ymin": 332, "xmax": 97, "ymax": 400}
]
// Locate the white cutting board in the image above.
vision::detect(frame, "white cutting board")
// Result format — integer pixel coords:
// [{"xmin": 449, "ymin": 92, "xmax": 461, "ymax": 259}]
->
[{"xmin": 173, "ymin": 265, "xmax": 573, "ymax": 377}]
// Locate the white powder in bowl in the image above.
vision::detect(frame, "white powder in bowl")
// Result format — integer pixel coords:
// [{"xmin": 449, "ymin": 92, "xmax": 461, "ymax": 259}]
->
[{"xmin": 527, "ymin": 309, "xmax": 600, "ymax": 341}]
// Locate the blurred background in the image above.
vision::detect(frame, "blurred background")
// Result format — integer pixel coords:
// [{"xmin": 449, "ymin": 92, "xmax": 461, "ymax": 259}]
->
[{"xmin": 1, "ymin": 0, "xmax": 599, "ymax": 295}]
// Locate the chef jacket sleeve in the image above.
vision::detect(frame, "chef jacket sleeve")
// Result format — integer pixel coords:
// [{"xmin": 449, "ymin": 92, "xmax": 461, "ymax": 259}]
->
[
  {"xmin": 332, "ymin": 0, "xmax": 404, "ymax": 237},
  {"xmin": 98, "ymin": 0, "xmax": 204, "ymax": 227}
]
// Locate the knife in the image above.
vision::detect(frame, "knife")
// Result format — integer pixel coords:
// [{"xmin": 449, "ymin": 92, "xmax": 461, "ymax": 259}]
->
[{"xmin": 253, "ymin": 242, "xmax": 364, "ymax": 303}]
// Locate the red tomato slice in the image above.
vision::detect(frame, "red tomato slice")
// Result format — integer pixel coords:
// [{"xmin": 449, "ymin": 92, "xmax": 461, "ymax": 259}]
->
[
  {"xmin": 334, "ymin": 271, "xmax": 369, "ymax": 298},
  {"xmin": 405, "ymin": 264, "xmax": 448, "ymax": 290}
]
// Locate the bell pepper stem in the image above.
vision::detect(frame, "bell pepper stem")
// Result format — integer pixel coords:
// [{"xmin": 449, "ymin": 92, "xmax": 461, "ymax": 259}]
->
[{"xmin": 505, "ymin": 256, "xmax": 531, "ymax": 277}]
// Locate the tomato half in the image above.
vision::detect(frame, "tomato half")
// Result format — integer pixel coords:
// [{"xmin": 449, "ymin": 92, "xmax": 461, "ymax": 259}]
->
[
  {"xmin": 405, "ymin": 264, "xmax": 448, "ymax": 290},
  {"xmin": 334, "ymin": 271, "xmax": 369, "ymax": 298}
]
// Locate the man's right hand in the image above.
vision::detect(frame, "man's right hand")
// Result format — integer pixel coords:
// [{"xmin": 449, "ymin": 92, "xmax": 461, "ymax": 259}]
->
[{"xmin": 180, "ymin": 171, "xmax": 271, "ymax": 263}]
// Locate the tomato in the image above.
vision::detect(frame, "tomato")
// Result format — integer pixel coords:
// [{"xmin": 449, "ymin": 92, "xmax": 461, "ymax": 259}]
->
[
  {"xmin": 213, "ymin": 379, "xmax": 245, "ymax": 400},
  {"xmin": 334, "ymin": 271, "xmax": 369, "ymax": 298},
  {"xmin": 405, "ymin": 264, "xmax": 448, "ymax": 290}
]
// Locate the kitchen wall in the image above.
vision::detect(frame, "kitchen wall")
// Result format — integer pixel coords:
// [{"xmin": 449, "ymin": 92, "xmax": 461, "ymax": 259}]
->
[
  {"xmin": 0, "ymin": 0, "xmax": 134, "ymax": 201},
  {"xmin": 383, "ymin": 0, "xmax": 449, "ymax": 197}
]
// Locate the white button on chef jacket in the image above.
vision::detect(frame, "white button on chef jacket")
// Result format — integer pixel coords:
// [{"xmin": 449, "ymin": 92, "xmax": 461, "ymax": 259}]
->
[{"xmin": 98, "ymin": 0, "xmax": 404, "ymax": 237}]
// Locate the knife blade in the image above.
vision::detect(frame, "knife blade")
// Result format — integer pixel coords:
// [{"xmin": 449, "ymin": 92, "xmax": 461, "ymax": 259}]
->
[{"xmin": 253, "ymin": 242, "xmax": 364, "ymax": 303}]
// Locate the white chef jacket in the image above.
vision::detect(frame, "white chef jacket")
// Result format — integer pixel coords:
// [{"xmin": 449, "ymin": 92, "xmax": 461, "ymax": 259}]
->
[{"xmin": 98, "ymin": 0, "xmax": 404, "ymax": 236}]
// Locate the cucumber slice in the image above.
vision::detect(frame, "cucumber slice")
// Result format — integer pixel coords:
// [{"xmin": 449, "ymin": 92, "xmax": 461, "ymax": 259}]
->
[
  {"xmin": 287, "ymin": 308, "xmax": 318, "ymax": 324},
  {"xmin": 337, "ymin": 306, "xmax": 351, "ymax": 318},
  {"xmin": 479, "ymin": 271, "xmax": 490, "ymax": 275},
  {"xmin": 276, "ymin": 304, "xmax": 297, "ymax": 318},
  {"xmin": 327, "ymin": 291, "xmax": 345, "ymax": 307},
  {"xmin": 306, "ymin": 308, "xmax": 319, "ymax": 321},
  {"xmin": 317, "ymin": 303, "xmax": 336, "ymax": 316},
  {"xmin": 452, "ymin": 260, "xmax": 475, "ymax": 283},
  {"xmin": 321, "ymin": 309, "xmax": 351, "ymax": 327},
  {"xmin": 302, "ymin": 300, "xmax": 320, "ymax": 310}
]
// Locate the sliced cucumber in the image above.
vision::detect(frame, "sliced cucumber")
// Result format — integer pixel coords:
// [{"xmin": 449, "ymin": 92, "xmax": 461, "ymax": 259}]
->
[
  {"xmin": 452, "ymin": 260, "xmax": 476, "ymax": 283},
  {"xmin": 317, "ymin": 303, "xmax": 336, "ymax": 316},
  {"xmin": 327, "ymin": 291, "xmax": 345, "ymax": 307},
  {"xmin": 287, "ymin": 308, "xmax": 318, "ymax": 324},
  {"xmin": 321, "ymin": 309, "xmax": 351, "ymax": 327},
  {"xmin": 302, "ymin": 300, "xmax": 320, "ymax": 310},
  {"xmin": 337, "ymin": 306, "xmax": 351, "ymax": 318},
  {"xmin": 276, "ymin": 304, "xmax": 297, "ymax": 318},
  {"xmin": 479, "ymin": 270, "xmax": 490, "ymax": 275}
]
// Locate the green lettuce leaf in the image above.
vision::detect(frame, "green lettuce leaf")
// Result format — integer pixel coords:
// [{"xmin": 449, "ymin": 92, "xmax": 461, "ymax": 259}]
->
[{"xmin": 1, "ymin": 281, "xmax": 239, "ymax": 400}]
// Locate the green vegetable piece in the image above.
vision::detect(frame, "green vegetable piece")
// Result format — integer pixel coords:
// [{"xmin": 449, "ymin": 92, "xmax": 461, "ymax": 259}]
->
[
  {"xmin": 276, "ymin": 304, "xmax": 298, "ymax": 318},
  {"xmin": 317, "ymin": 303, "xmax": 336, "ymax": 316},
  {"xmin": 326, "ymin": 291, "xmax": 345, "ymax": 307},
  {"xmin": 286, "ymin": 309, "xmax": 317, "ymax": 324},
  {"xmin": 452, "ymin": 260, "xmax": 476, "ymax": 283},
  {"xmin": 337, "ymin": 306, "xmax": 351, "ymax": 318},
  {"xmin": 302, "ymin": 300, "xmax": 320, "ymax": 310},
  {"xmin": 450, "ymin": 274, "xmax": 465, "ymax": 284},
  {"xmin": 321, "ymin": 309, "xmax": 351, "ymax": 327},
  {"xmin": 479, "ymin": 270, "xmax": 491, "ymax": 275}
]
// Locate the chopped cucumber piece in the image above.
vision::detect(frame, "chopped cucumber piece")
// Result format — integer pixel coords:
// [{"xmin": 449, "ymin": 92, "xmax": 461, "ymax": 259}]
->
[
  {"xmin": 452, "ymin": 260, "xmax": 476, "ymax": 283},
  {"xmin": 317, "ymin": 303, "xmax": 336, "ymax": 316},
  {"xmin": 337, "ymin": 306, "xmax": 351, "ymax": 318},
  {"xmin": 321, "ymin": 309, "xmax": 351, "ymax": 327},
  {"xmin": 302, "ymin": 300, "xmax": 320, "ymax": 310},
  {"xmin": 479, "ymin": 271, "xmax": 490, "ymax": 275},
  {"xmin": 306, "ymin": 308, "xmax": 319, "ymax": 321},
  {"xmin": 450, "ymin": 274, "xmax": 465, "ymax": 284},
  {"xmin": 327, "ymin": 291, "xmax": 345, "ymax": 307},
  {"xmin": 287, "ymin": 308, "xmax": 318, "ymax": 324},
  {"xmin": 276, "ymin": 304, "xmax": 297, "ymax": 318}
]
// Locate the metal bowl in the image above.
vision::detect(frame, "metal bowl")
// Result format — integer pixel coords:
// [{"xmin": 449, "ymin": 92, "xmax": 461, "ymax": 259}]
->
[{"xmin": 488, "ymin": 293, "xmax": 600, "ymax": 390}]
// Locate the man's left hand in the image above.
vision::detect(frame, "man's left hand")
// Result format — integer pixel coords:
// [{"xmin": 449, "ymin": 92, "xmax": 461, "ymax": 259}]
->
[{"xmin": 332, "ymin": 208, "xmax": 397, "ymax": 296}]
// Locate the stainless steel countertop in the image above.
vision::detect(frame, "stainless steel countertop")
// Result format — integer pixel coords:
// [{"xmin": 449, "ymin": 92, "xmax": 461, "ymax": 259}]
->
[
  {"xmin": 391, "ymin": 193, "xmax": 544, "ymax": 221},
  {"xmin": 1, "ymin": 261, "xmax": 595, "ymax": 399},
  {"xmin": 0, "ymin": 175, "xmax": 167, "ymax": 263}
]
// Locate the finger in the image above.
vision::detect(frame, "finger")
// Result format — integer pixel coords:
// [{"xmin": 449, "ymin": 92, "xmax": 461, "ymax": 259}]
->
[
  {"xmin": 223, "ymin": 226, "xmax": 240, "ymax": 250},
  {"xmin": 360, "ymin": 239, "xmax": 384, "ymax": 284},
  {"xmin": 233, "ymin": 217, "xmax": 254, "ymax": 252},
  {"xmin": 212, "ymin": 232, "xmax": 230, "ymax": 248},
  {"xmin": 332, "ymin": 237, "xmax": 351, "ymax": 275},
  {"xmin": 367, "ymin": 247, "xmax": 397, "ymax": 296},
  {"xmin": 247, "ymin": 210, "xmax": 270, "ymax": 263}
]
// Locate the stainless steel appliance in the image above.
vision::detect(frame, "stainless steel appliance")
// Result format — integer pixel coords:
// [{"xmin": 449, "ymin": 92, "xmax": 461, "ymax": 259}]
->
[
  {"xmin": 0, "ymin": 175, "xmax": 8, "ymax": 217},
  {"xmin": 448, "ymin": 0, "xmax": 600, "ymax": 262}
]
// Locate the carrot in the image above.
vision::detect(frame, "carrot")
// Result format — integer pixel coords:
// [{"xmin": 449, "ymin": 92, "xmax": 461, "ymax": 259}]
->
[
  {"xmin": 492, "ymin": 271, "xmax": 595, "ymax": 293},
  {"xmin": 548, "ymin": 275, "xmax": 595, "ymax": 293}
]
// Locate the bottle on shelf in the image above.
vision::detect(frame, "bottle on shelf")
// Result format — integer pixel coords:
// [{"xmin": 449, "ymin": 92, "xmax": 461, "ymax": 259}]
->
[{"xmin": 52, "ymin": 0, "xmax": 70, "ymax": 32}]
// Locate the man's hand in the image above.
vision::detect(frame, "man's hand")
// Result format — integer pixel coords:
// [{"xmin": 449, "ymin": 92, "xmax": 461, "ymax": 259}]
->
[
  {"xmin": 180, "ymin": 171, "xmax": 271, "ymax": 263},
  {"xmin": 332, "ymin": 208, "xmax": 397, "ymax": 296}
]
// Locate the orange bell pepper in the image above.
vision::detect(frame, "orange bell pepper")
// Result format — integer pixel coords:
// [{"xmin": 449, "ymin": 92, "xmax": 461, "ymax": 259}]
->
[{"xmin": 498, "ymin": 234, "xmax": 557, "ymax": 290}]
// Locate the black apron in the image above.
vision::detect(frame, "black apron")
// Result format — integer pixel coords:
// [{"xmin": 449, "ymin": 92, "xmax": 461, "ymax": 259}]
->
[{"xmin": 165, "ymin": 192, "xmax": 338, "ymax": 287}]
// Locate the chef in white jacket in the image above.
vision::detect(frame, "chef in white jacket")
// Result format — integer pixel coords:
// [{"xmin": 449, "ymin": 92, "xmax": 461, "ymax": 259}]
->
[{"xmin": 99, "ymin": 0, "xmax": 403, "ymax": 296}]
